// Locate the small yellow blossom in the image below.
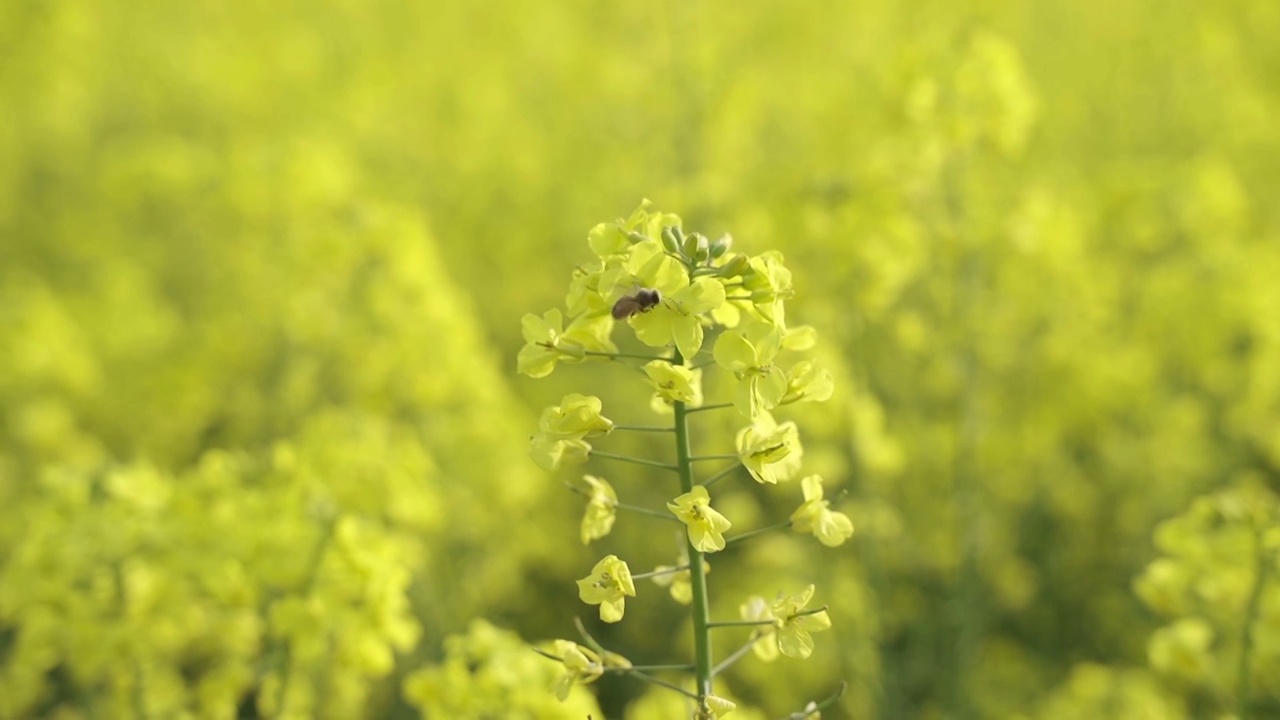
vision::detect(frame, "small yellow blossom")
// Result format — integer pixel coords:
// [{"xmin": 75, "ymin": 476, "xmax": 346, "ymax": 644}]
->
[
  {"xmin": 790, "ymin": 475, "xmax": 854, "ymax": 547},
  {"xmin": 667, "ymin": 486, "xmax": 732, "ymax": 553},
  {"xmin": 576, "ymin": 555, "xmax": 636, "ymax": 623}
]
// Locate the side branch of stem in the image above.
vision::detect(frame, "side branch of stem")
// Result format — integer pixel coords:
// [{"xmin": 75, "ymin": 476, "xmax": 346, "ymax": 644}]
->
[
  {"xmin": 725, "ymin": 519, "xmax": 793, "ymax": 547},
  {"xmin": 590, "ymin": 450, "xmax": 679, "ymax": 471}
]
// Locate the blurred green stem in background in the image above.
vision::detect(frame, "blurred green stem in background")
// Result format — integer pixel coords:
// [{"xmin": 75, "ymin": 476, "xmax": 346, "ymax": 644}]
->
[{"xmin": 1238, "ymin": 525, "xmax": 1271, "ymax": 720}]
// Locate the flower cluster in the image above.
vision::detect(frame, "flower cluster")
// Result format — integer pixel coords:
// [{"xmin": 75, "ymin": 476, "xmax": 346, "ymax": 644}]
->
[{"xmin": 518, "ymin": 203, "xmax": 847, "ymax": 717}]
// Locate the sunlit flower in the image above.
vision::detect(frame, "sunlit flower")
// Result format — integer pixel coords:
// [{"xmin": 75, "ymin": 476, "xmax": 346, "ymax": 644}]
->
[
  {"xmin": 714, "ymin": 322, "xmax": 787, "ymax": 418},
  {"xmin": 771, "ymin": 585, "xmax": 831, "ymax": 659},
  {"xmin": 538, "ymin": 394, "xmax": 614, "ymax": 439},
  {"xmin": 667, "ymin": 486, "xmax": 732, "ymax": 553},
  {"xmin": 790, "ymin": 475, "xmax": 853, "ymax": 547},
  {"xmin": 576, "ymin": 555, "xmax": 636, "ymax": 623},
  {"xmin": 517, "ymin": 310, "xmax": 615, "ymax": 378},
  {"xmin": 529, "ymin": 436, "xmax": 591, "ymax": 471},
  {"xmin": 780, "ymin": 360, "xmax": 834, "ymax": 405},
  {"xmin": 736, "ymin": 412, "xmax": 803, "ymax": 485},
  {"xmin": 576, "ymin": 475, "xmax": 617, "ymax": 544},
  {"xmin": 630, "ymin": 277, "xmax": 726, "ymax": 360},
  {"xmin": 740, "ymin": 596, "xmax": 778, "ymax": 662},
  {"xmin": 742, "ymin": 251, "xmax": 794, "ymax": 322},
  {"xmin": 549, "ymin": 639, "xmax": 603, "ymax": 701},
  {"xmin": 644, "ymin": 361, "xmax": 703, "ymax": 406}
]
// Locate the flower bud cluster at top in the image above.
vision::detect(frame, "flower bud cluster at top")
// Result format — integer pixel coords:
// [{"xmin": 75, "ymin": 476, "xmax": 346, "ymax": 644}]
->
[
  {"xmin": 516, "ymin": 201, "xmax": 849, "ymax": 717},
  {"xmin": 519, "ymin": 199, "xmax": 833, "ymax": 420}
]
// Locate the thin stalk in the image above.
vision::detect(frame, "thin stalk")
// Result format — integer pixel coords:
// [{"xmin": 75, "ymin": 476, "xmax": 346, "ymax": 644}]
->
[
  {"xmin": 582, "ymin": 350, "xmax": 676, "ymax": 362},
  {"xmin": 627, "ymin": 669, "xmax": 699, "ymax": 699},
  {"xmin": 563, "ymin": 483, "xmax": 681, "ymax": 523},
  {"xmin": 674, "ymin": 349, "xmax": 714, "ymax": 704},
  {"xmin": 724, "ymin": 519, "xmax": 793, "ymax": 547},
  {"xmin": 774, "ymin": 682, "xmax": 848, "ymax": 720},
  {"xmin": 612, "ymin": 424, "xmax": 676, "ymax": 433},
  {"xmin": 1238, "ymin": 526, "xmax": 1270, "ymax": 720},
  {"xmin": 615, "ymin": 503, "xmax": 681, "ymax": 522},
  {"xmin": 616, "ymin": 663, "xmax": 695, "ymax": 672},
  {"xmin": 699, "ymin": 463, "xmax": 741, "ymax": 489},
  {"xmin": 632, "ymin": 565, "xmax": 691, "ymax": 580},
  {"xmin": 707, "ymin": 619, "xmax": 774, "ymax": 629},
  {"xmin": 689, "ymin": 454, "xmax": 739, "ymax": 462},
  {"xmin": 686, "ymin": 402, "xmax": 734, "ymax": 414},
  {"xmin": 711, "ymin": 638, "xmax": 758, "ymax": 677},
  {"xmin": 589, "ymin": 450, "xmax": 679, "ymax": 471}
]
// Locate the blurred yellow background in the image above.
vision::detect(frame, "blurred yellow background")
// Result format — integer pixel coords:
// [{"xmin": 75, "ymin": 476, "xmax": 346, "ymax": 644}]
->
[{"xmin": 2, "ymin": 0, "xmax": 1279, "ymax": 718}]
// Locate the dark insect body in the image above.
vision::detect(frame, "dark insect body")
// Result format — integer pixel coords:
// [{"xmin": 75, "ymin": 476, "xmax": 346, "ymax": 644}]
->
[{"xmin": 611, "ymin": 288, "xmax": 662, "ymax": 319}]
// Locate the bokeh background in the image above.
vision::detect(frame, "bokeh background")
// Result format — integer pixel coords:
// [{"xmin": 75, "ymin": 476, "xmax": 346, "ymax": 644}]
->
[{"xmin": 3, "ymin": 0, "xmax": 1280, "ymax": 718}]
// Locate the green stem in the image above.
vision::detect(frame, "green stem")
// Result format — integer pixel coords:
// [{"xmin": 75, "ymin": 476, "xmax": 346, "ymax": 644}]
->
[
  {"xmin": 589, "ymin": 450, "xmax": 679, "ymax": 471},
  {"xmin": 614, "ymin": 663, "xmax": 695, "ymax": 672},
  {"xmin": 632, "ymin": 565, "xmax": 691, "ymax": 580},
  {"xmin": 627, "ymin": 669, "xmax": 699, "ymax": 699},
  {"xmin": 707, "ymin": 619, "xmax": 774, "ymax": 628},
  {"xmin": 617, "ymin": 502, "xmax": 682, "ymax": 522},
  {"xmin": 1238, "ymin": 526, "xmax": 1270, "ymax": 720},
  {"xmin": 774, "ymin": 682, "xmax": 848, "ymax": 720},
  {"xmin": 563, "ymin": 483, "xmax": 680, "ymax": 522},
  {"xmin": 686, "ymin": 402, "xmax": 734, "ymax": 414},
  {"xmin": 612, "ymin": 424, "xmax": 676, "ymax": 433},
  {"xmin": 711, "ymin": 638, "xmax": 757, "ymax": 677},
  {"xmin": 674, "ymin": 349, "xmax": 714, "ymax": 704},
  {"xmin": 582, "ymin": 350, "xmax": 676, "ymax": 362},
  {"xmin": 689, "ymin": 454, "xmax": 739, "ymax": 462},
  {"xmin": 699, "ymin": 463, "xmax": 741, "ymax": 489},
  {"xmin": 725, "ymin": 519, "xmax": 793, "ymax": 547}
]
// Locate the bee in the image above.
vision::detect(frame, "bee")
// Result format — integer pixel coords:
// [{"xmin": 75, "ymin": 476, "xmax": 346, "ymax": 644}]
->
[{"xmin": 611, "ymin": 287, "xmax": 662, "ymax": 319}]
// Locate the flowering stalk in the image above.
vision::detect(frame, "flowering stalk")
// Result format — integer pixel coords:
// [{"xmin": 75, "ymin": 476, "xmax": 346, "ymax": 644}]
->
[
  {"xmin": 518, "ymin": 202, "xmax": 848, "ymax": 717},
  {"xmin": 672, "ymin": 354, "xmax": 715, "ymax": 699}
]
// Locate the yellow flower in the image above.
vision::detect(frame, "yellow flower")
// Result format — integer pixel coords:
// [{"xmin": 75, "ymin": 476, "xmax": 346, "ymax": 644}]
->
[
  {"xmin": 790, "ymin": 475, "xmax": 854, "ymax": 547},
  {"xmin": 736, "ymin": 412, "xmax": 803, "ymax": 485},
  {"xmin": 643, "ymin": 361, "xmax": 703, "ymax": 406},
  {"xmin": 740, "ymin": 596, "xmax": 778, "ymax": 662},
  {"xmin": 576, "ymin": 555, "xmax": 636, "ymax": 623},
  {"xmin": 549, "ymin": 639, "xmax": 603, "ymax": 701},
  {"xmin": 576, "ymin": 475, "xmax": 617, "ymax": 544},
  {"xmin": 771, "ymin": 585, "xmax": 831, "ymax": 659},
  {"xmin": 538, "ymin": 394, "xmax": 614, "ymax": 439},
  {"xmin": 667, "ymin": 486, "xmax": 732, "ymax": 553}
]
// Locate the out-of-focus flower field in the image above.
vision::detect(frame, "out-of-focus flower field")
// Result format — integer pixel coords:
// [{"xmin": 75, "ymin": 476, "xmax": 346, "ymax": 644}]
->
[{"xmin": 2, "ymin": 1, "xmax": 1279, "ymax": 718}]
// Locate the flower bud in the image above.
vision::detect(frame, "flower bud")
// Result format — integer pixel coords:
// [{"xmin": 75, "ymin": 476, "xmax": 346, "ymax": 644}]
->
[
  {"xmin": 661, "ymin": 226, "xmax": 683, "ymax": 255},
  {"xmin": 694, "ymin": 235, "xmax": 710, "ymax": 262},
  {"xmin": 709, "ymin": 233, "xmax": 733, "ymax": 258},
  {"xmin": 626, "ymin": 230, "xmax": 649, "ymax": 244},
  {"xmin": 717, "ymin": 255, "xmax": 749, "ymax": 278},
  {"xmin": 682, "ymin": 233, "xmax": 704, "ymax": 259}
]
